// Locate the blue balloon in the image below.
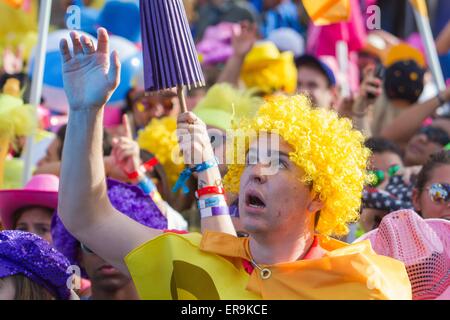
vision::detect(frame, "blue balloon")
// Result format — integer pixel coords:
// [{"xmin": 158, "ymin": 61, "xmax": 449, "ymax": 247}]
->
[
  {"xmin": 109, "ymin": 53, "xmax": 142, "ymax": 104},
  {"xmin": 97, "ymin": 0, "xmax": 141, "ymax": 43},
  {"xmin": 29, "ymin": 30, "xmax": 142, "ymax": 112},
  {"xmin": 41, "ymin": 51, "xmax": 64, "ymax": 88},
  {"xmin": 79, "ymin": 7, "xmax": 100, "ymax": 36}
]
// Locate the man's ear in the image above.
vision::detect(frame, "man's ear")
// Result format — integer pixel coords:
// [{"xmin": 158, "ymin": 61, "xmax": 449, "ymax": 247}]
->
[
  {"xmin": 412, "ymin": 188, "xmax": 421, "ymax": 212},
  {"xmin": 307, "ymin": 194, "xmax": 324, "ymax": 214}
]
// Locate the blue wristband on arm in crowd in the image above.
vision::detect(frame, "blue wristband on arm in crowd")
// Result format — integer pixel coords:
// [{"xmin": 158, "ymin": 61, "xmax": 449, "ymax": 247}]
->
[
  {"xmin": 173, "ymin": 158, "xmax": 219, "ymax": 194},
  {"xmin": 138, "ymin": 176, "xmax": 157, "ymax": 195}
]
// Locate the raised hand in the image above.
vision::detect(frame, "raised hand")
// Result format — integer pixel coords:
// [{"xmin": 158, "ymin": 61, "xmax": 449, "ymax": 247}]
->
[
  {"xmin": 231, "ymin": 21, "xmax": 258, "ymax": 58},
  {"xmin": 59, "ymin": 28, "xmax": 121, "ymax": 111},
  {"xmin": 111, "ymin": 114, "xmax": 141, "ymax": 178},
  {"xmin": 176, "ymin": 112, "xmax": 215, "ymax": 166},
  {"xmin": 359, "ymin": 65, "xmax": 382, "ymax": 102},
  {"xmin": 352, "ymin": 65, "xmax": 382, "ymax": 116}
]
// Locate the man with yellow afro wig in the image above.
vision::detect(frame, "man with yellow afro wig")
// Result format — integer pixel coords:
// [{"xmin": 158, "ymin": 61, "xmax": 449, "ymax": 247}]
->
[
  {"xmin": 224, "ymin": 94, "xmax": 369, "ymax": 237},
  {"xmin": 126, "ymin": 94, "xmax": 411, "ymax": 299},
  {"xmin": 58, "ymin": 30, "xmax": 411, "ymax": 300}
]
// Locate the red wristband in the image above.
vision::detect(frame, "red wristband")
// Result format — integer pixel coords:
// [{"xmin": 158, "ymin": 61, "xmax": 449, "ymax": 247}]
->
[
  {"xmin": 124, "ymin": 157, "xmax": 159, "ymax": 180},
  {"xmin": 141, "ymin": 157, "xmax": 159, "ymax": 172},
  {"xmin": 126, "ymin": 171, "xmax": 140, "ymax": 180},
  {"xmin": 195, "ymin": 186, "xmax": 225, "ymax": 199}
]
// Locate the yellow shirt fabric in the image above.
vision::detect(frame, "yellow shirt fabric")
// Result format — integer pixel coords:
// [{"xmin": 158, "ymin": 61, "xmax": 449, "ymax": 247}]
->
[{"xmin": 125, "ymin": 231, "xmax": 412, "ymax": 300}]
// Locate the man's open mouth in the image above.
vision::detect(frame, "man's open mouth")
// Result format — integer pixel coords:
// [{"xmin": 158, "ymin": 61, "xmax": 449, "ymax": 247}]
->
[{"xmin": 246, "ymin": 192, "xmax": 266, "ymax": 209}]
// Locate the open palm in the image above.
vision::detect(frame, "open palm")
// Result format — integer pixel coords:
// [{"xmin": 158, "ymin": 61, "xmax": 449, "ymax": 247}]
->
[{"xmin": 60, "ymin": 28, "xmax": 121, "ymax": 110}]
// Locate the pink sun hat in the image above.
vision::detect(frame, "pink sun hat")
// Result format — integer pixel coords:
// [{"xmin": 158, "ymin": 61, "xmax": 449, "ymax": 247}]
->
[
  {"xmin": 355, "ymin": 209, "xmax": 450, "ymax": 300},
  {"xmin": 0, "ymin": 174, "xmax": 59, "ymax": 230}
]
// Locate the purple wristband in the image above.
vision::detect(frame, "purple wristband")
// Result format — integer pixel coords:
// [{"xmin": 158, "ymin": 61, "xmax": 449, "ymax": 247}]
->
[{"xmin": 200, "ymin": 205, "xmax": 230, "ymax": 218}]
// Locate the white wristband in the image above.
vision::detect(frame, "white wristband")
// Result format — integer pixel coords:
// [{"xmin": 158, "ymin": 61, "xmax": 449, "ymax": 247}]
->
[{"xmin": 197, "ymin": 195, "xmax": 227, "ymax": 209}]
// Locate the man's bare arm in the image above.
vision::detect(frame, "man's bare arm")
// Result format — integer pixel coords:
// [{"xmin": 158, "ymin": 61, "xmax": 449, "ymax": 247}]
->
[{"xmin": 58, "ymin": 28, "xmax": 161, "ymax": 276}]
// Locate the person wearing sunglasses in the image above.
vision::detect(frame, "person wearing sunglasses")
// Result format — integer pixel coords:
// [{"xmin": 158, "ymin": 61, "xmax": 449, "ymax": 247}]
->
[
  {"xmin": 365, "ymin": 137, "xmax": 404, "ymax": 190},
  {"xmin": 413, "ymin": 150, "xmax": 450, "ymax": 220},
  {"xmin": 124, "ymin": 88, "xmax": 180, "ymax": 138},
  {"xmin": 404, "ymin": 118, "xmax": 450, "ymax": 166}
]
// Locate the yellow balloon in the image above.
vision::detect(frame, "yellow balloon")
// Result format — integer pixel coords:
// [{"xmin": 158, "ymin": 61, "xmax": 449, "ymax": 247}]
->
[{"xmin": 0, "ymin": 0, "xmax": 37, "ymax": 61}]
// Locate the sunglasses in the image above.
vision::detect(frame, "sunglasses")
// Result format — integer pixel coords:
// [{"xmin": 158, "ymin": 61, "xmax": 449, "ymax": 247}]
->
[
  {"xmin": 418, "ymin": 126, "xmax": 450, "ymax": 146},
  {"xmin": 428, "ymin": 183, "xmax": 450, "ymax": 203},
  {"xmin": 369, "ymin": 164, "xmax": 401, "ymax": 187},
  {"xmin": 134, "ymin": 94, "xmax": 175, "ymax": 113},
  {"xmin": 80, "ymin": 243, "xmax": 94, "ymax": 254}
]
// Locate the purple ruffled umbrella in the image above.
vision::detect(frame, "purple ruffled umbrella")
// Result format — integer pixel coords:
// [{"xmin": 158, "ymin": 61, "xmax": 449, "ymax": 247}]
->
[{"xmin": 139, "ymin": 0, "xmax": 205, "ymax": 112}]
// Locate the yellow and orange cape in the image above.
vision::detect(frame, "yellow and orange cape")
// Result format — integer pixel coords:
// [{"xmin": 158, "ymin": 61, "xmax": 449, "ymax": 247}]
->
[{"xmin": 125, "ymin": 231, "xmax": 412, "ymax": 300}]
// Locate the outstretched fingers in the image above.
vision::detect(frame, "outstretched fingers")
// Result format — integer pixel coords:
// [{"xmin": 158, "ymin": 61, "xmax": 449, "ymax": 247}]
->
[
  {"xmin": 108, "ymin": 50, "xmax": 121, "ymax": 89},
  {"xmin": 70, "ymin": 31, "xmax": 84, "ymax": 56},
  {"xmin": 59, "ymin": 39, "xmax": 72, "ymax": 63},
  {"xmin": 97, "ymin": 27, "xmax": 110, "ymax": 55},
  {"xmin": 80, "ymin": 35, "xmax": 95, "ymax": 55},
  {"xmin": 122, "ymin": 114, "xmax": 133, "ymax": 139}
]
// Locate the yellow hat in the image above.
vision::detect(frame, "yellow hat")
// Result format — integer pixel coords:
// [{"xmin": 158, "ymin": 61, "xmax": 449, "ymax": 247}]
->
[
  {"xmin": 384, "ymin": 43, "xmax": 426, "ymax": 68},
  {"xmin": 137, "ymin": 117, "xmax": 184, "ymax": 187},
  {"xmin": 193, "ymin": 83, "xmax": 263, "ymax": 131},
  {"xmin": 241, "ymin": 41, "xmax": 297, "ymax": 94}
]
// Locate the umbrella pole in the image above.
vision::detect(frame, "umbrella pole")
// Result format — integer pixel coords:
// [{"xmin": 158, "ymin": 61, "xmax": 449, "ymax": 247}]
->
[
  {"xmin": 22, "ymin": 0, "xmax": 52, "ymax": 186},
  {"xmin": 410, "ymin": 0, "xmax": 449, "ymax": 114},
  {"xmin": 177, "ymin": 85, "xmax": 188, "ymax": 113}
]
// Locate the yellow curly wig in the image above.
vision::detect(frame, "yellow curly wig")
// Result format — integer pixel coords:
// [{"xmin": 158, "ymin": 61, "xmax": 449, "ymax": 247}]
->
[
  {"xmin": 137, "ymin": 117, "xmax": 184, "ymax": 187},
  {"xmin": 223, "ymin": 94, "xmax": 371, "ymax": 237}
]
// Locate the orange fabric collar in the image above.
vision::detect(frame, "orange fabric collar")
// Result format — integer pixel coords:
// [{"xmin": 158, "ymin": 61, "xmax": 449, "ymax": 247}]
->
[{"xmin": 199, "ymin": 231, "xmax": 336, "ymax": 262}]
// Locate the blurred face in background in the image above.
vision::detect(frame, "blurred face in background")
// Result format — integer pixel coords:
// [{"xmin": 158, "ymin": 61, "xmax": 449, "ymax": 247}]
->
[
  {"xmin": 14, "ymin": 207, "xmax": 53, "ymax": 243},
  {"xmin": 413, "ymin": 164, "xmax": 450, "ymax": 220},
  {"xmin": 131, "ymin": 91, "xmax": 180, "ymax": 129},
  {"xmin": 404, "ymin": 119, "xmax": 450, "ymax": 166},
  {"xmin": 368, "ymin": 151, "xmax": 403, "ymax": 189},
  {"xmin": 297, "ymin": 66, "xmax": 335, "ymax": 109},
  {"xmin": 79, "ymin": 244, "xmax": 137, "ymax": 296},
  {"xmin": 37, "ymin": 137, "xmax": 61, "ymax": 168}
]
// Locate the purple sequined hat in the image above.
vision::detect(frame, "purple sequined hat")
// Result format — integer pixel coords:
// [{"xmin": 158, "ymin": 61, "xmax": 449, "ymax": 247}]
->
[
  {"xmin": 51, "ymin": 179, "xmax": 167, "ymax": 275},
  {"xmin": 0, "ymin": 230, "xmax": 71, "ymax": 300}
]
